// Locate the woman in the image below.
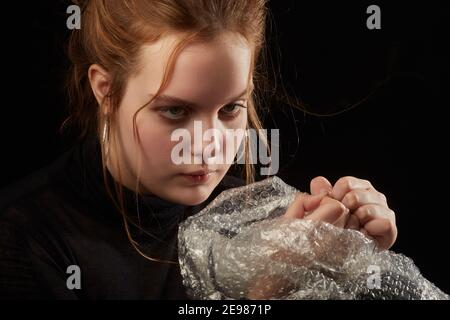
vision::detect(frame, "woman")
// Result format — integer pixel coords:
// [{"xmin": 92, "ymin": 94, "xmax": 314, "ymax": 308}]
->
[{"xmin": 0, "ymin": 0, "xmax": 396, "ymax": 299}]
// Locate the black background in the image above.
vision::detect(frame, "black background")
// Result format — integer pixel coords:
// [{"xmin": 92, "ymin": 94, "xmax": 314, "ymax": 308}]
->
[{"xmin": 0, "ymin": 1, "xmax": 448, "ymax": 294}]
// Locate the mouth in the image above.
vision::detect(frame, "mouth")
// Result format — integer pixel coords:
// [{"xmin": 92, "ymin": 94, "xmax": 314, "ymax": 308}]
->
[
  {"xmin": 184, "ymin": 169, "xmax": 216, "ymax": 176},
  {"xmin": 180, "ymin": 169, "xmax": 217, "ymax": 184}
]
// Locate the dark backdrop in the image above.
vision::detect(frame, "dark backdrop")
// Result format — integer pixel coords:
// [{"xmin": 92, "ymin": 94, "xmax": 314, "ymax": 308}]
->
[{"xmin": 1, "ymin": 1, "xmax": 448, "ymax": 294}]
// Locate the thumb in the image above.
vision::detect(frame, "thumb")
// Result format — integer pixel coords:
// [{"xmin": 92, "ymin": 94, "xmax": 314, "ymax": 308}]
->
[
  {"xmin": 310, "ymin": 176, "xmax": 333, "ymax": 196},
  {"xmin": 283, "ymin": 192, "xmax": 326, "ymax": 219}
]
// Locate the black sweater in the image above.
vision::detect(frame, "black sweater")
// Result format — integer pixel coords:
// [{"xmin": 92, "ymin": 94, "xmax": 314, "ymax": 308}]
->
[{"xmin": 0, "ymin": 136, "xmax": 244, "ymax": 299}]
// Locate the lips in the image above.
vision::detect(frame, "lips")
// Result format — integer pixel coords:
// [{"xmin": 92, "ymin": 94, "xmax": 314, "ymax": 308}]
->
[
  {"xmin": 183, "ymin": 169, "xmax": 216, "ymax": 176},
  {"xmin": 180, "ymin": 169, "xmax": 216, "ymax": 184}
]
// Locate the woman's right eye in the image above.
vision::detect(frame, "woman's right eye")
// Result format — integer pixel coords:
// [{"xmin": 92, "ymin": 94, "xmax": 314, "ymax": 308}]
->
[{"xmin": 158, "ymin": 106, "xmax": 187, "ymax": 120}]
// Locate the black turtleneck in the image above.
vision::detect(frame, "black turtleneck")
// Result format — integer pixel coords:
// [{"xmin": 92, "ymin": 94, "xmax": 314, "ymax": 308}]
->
[{"xmin": 0, "ymin": 136, "xmax": 244, "ymax": 299}]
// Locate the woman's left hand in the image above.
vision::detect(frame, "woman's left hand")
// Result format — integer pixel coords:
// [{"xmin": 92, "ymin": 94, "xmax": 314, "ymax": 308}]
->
[{"xmin": 310, "ymin": 176, "xmax": 397, "ymax": 250}]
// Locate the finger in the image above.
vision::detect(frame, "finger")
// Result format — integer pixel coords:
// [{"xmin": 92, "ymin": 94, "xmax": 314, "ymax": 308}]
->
[
  {"xmin": 330, "ymin": 176, "xmax": 374, "ymax": 201},
  {"xmin": 345, "ymin": 214, "xmax": 360, "ymax": 230},
  {"xmin": 353, "ymin": 204, "xmax": 396, "ymax": 226},
  {"xmin": 333, "ymin": 211, "xmax": 351, "ymax": 229},
  {"xmin": 283, "ymin": 192, "xmax": 326, "ymax": 219},
  {"xmin": 305, "ymin": 200, "xmax": 349, "ymax": 225},
  {"xmin": 310, "ymin": 176, "xmax": 333, "ymax": 196},
  {"xmin": 341, "ymin": 189, "xmax": 388, "ymax": 211},
  {"xmin": 362, "ymin": 219, "xmax": 397, "ymax": 250},
  {"xmin": 319, "ymin": 196, "xmax": 341, "ymax": 206},
  {"xmin": 316, "ymin": 196, "xmax": 350, "ymax": 228}
]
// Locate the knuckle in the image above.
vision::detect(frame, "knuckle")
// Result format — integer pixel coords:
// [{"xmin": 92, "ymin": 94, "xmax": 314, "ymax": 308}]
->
[
  {"xmin": 365, "ymin": 205, "xmax": 376, "ymax": 217},
  {"xmin": 377, "ymin": 191, "xmax": 387, "ymax": 203},
  {"xmin": 387, "ymin": 209, "xmax": 396, "ymax": 221},
  {"xmin": 337, "ymin": 176, "xmax": 354, "ymax": 191},
  {"xmin": 347, "ymin": 191, "xmax": 359, "ymax": 207},
  {"xmin": 362, "ymin": 179, "xmax": 373, "ymax": 188}
]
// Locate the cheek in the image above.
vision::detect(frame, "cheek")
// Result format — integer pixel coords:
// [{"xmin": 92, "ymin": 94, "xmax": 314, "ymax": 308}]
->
[{"xmin": 137, "ymin": 123, "xmax": 178, "ymax": 167}]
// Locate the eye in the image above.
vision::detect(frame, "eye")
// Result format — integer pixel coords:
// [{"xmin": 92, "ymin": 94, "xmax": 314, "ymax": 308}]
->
[
  {"xmin": 220, "ymin": 104, "xmax": 246, "ymax": 117},
  {"xmin": 158, "ymin": 106, "xmax": 188, "ymax": 120}
]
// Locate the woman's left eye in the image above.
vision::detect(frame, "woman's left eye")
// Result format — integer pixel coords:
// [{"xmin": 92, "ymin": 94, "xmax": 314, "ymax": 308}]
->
[
  {"xmin": 220, "ymin": 104, "xmax": 245, "ymax": 117},
  {"xmin": 158, "ymin": 106, "xmax": 188, "ymax": 120}
]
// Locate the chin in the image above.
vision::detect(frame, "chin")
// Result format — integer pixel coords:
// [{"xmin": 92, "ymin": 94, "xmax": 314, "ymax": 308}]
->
[
  {"xmin": 172, "ymin": 185, "xmax": 215, "ymax": 206},
  {"xmin": 178, "ymin": 189, "xmax": 212, "ymax": 206}
]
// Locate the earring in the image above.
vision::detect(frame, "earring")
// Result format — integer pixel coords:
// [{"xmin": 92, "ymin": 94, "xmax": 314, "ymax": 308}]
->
[{"xmin": 102, "ymin": 116, "xmax": 110, "ymax": 158}]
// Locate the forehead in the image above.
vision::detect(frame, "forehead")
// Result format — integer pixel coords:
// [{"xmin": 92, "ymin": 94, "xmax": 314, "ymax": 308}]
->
[{"xmin": 135, "ymin": 32, "xmax": 252, "ymax": 107}]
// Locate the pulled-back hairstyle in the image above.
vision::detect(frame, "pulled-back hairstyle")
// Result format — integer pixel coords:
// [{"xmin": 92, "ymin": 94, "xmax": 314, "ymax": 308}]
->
[{"xmin": 62, "ymin": 0, "xmax": 271, "ymax": 264}]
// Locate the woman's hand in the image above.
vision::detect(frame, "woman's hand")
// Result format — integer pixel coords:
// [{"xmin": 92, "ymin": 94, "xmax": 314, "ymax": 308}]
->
[
  {"xmin": 283, "ymin": 176, "xmax": 397, "ymax": 250},
  {"xmin": 283, "ymin": 191, "xmax": 350, "ymax": 227}
]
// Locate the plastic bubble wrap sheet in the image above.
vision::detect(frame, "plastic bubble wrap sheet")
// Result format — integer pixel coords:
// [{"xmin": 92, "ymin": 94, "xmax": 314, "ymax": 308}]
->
[{"xmin": 178, "ymin": 176, "xmax": 449, "ymax": 300}]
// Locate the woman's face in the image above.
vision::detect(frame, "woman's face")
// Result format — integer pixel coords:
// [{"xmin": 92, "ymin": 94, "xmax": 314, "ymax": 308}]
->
[{"xmin": 106, "ymin": 32, "xmax": 251, "ymax": 205}]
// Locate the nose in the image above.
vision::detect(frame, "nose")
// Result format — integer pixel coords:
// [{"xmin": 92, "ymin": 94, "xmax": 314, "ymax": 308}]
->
[{"xmin": 190, "ymin": 120, "xmax": 223, "ymax": 165}]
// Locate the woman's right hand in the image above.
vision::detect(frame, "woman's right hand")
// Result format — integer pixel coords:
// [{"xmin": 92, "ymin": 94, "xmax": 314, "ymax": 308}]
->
[{"xmin": 284, "ymin": 176, "xmax": 397, "ymax": 249}]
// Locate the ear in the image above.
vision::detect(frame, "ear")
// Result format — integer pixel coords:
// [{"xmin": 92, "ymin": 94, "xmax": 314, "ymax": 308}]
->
[{"xmin": 88, "ymin": 64, "xmax": 111, "ymax": 114}]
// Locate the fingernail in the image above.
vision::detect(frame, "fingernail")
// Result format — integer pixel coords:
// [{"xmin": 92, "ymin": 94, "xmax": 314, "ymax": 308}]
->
[{"xmin": 319, "ymin": 189, "xmax": 330, "ymax": 196}]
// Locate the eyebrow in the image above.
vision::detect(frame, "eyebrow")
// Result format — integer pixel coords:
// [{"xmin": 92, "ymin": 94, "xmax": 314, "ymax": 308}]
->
[{"xmin": 148, "ymin": 88, "xmax": 249, "ymax": 108}]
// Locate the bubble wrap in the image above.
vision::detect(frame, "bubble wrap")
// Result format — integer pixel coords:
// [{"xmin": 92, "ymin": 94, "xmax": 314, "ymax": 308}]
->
[{"xmin": 178, "ymin": 176, "xmax": 449, "ymax": 300}]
